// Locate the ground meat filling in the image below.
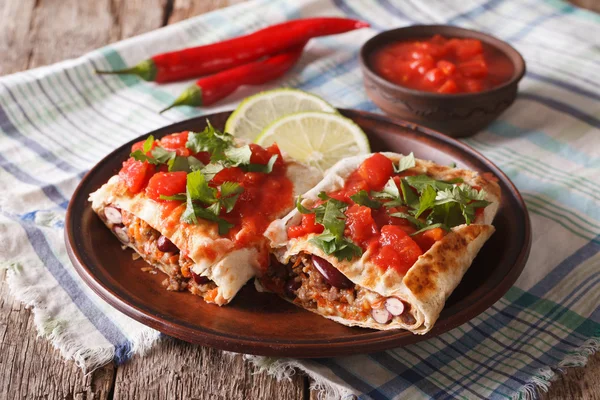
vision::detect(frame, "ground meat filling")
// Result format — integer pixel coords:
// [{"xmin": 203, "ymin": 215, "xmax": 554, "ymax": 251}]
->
[
  {"xmin": 266, "ymin": 253, "xmax": 417, "ymax": 326},
  {"xmin": 103, "ymin": 205, "xmax": 217, "ymax": 299}
]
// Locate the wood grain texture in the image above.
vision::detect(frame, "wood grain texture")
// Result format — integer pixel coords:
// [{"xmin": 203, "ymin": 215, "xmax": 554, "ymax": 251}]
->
[
  {"xmin": 168, "ymin": 0, "xmax": 246, "ymax": 24},
  {"xmin": 0, "ymin": 269, "xmax": 115, "ymax": 400},
  {"xmin": 113, "ymin": 336, "xmax": 304, "ymax": 400},
  {"xmin": 0, "ymin": 0, "xmax": 37, "ymax": 75},
  {"xmin": 1, "ymin": 0, "xmax": 599, "ymax": 399}
]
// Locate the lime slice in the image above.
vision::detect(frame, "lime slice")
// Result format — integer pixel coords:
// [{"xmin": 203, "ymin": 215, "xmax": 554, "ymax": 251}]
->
[
  {"xmin": 255, "ymin": 111, "xmax": 370, "ymax": 173},
  {"xmin": 225, "ymin": 89, "xmax": 336, "ymax": 142}
]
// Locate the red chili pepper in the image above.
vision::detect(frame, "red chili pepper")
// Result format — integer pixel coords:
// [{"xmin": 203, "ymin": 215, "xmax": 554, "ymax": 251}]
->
[
  {"xmin": 160, "ymin": 44, "xmax": 305, "ymax": 113},
  {"xmin": 95, "ymin": 18, "xmax": 368, "ymax": 83}
]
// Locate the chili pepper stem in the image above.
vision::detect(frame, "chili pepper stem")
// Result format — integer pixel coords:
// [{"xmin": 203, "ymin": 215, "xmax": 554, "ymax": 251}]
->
[
  {"xmin": 94, "ymin": 59, "xmax": 157, "ymax": 81},
  {"xmin": 159, "ymin": 85, "xmax": 202, "ymax": 113}
]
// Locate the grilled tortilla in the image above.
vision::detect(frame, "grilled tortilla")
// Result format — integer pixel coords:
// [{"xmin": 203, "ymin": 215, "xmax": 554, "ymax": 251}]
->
[
  {"xmin": 262, "ymin": 152, "xmax": 500, "ymax": 333},
  {"xmin": 90, "ymin": 159, "xmax": 320, "ymax": 306}
]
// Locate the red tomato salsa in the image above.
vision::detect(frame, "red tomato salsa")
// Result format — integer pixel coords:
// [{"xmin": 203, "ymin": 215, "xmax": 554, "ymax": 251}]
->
[
  {"xmin": 288, "ymin": 153, "xmax": 489, "ymax": 275},
  {"xmin": 370, "ymin": 34, "xmax": 514, "ymax": 94},
  {"xmin": 118, "ymin": 131, "xmax": 293, "ymax": 249}
]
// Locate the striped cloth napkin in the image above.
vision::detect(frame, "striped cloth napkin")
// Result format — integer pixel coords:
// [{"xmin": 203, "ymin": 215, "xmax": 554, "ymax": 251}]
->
[{"xmin": 1, "ymin": 0, "xmax": 599, "ymax": 398}]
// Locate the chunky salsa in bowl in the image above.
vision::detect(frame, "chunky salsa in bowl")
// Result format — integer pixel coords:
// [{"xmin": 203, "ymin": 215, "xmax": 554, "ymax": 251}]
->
[{"xmin": 359, "ymin": 25, "xmax": 526, "ymax": 137}]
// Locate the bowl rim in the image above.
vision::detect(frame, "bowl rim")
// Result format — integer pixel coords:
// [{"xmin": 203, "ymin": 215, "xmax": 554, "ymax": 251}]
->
[{"xmin": 360, "ymin": 24, "xmax": 527, "ymax": 99}]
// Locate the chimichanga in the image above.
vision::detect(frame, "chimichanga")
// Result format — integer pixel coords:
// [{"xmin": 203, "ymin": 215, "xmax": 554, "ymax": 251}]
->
[
  {"xmin": 260, "ymin": 152, "xmax": 500, "ymax": 333},
  {"xmin": 89, "ymin": 125, "xmax": 320, "ymax": 305}
]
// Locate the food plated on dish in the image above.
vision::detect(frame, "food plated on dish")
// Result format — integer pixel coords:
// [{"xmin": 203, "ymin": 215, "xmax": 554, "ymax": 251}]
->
[
  {"xmin": 88, "ymin": 107, "xmax": 500, "ymax": 333},
  {"xmin": 261, "ymin": 152, "xmax": 500, "ymax": 334},
  {"xmin": 89, "ymin": 125, "xmax": 320, "ymax": 305}
]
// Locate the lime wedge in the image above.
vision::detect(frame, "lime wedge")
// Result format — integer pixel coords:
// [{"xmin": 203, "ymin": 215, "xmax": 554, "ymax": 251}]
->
[
  {"xmin": 255, "ymin": 112, "xmax": 370, "ymax": 173},
  {"xmin": 225, "ymin": 89, "xmax": 336, "ymax": 142}
]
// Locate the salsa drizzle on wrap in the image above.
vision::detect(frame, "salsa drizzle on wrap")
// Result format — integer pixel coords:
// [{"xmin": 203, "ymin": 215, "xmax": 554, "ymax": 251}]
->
[{"xmin": 261, "ymin": 152, "xmax": 500, "ymax": 333}]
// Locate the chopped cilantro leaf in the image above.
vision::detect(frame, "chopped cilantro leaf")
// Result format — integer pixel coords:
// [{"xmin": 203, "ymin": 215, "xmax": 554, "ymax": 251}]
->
[
  {"xmin": 142, "ymin": 135, "xmax": 154, "ymax": 153},
  {"xmin": 404, "ymin": 175, "xmax": 454, "ymax": 192},
  {"xmin": 159, "ymin": 194, "xmax": 186, "ymax": 201},
  {"xmin": 394, "ymin": 152, "xmax": 416, "ymax": 173},
  {"xmin": 350, "ymin": 190, "xmax": 381, "ymax": 209},
  {"xmin": 225, "ymin": 145, "xmax": 252, "ymax": 166},
  {"xmin": 186, "ymin": 170, "xmax": 217, "ymax": 204},
  {"xmin": 201, "ymin": 163, "xmax": 225, "ymax": 181},
  {"xmin": 410, "ymin": 223, "xmax": 447, "ymax": 236},
  {"xmin": 400, "ymin": 178, "xmax": 419, "ymax": 209},
  {"xmin": 413, "ymin": 184, "xmax": 437, "ymax": 218},
  {"xmin": 245, "ymin": 154, "xmax": 278, "ymax": 173},
  {"xmin": 296, "ymin": 196, "xmax": 313, "ymax": 214},
  {"xmin": 186, "ymin": 121, "xmax": 233, "ymax": 160}
]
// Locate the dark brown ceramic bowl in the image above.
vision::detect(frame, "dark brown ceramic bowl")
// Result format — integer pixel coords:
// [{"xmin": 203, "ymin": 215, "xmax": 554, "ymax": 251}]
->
[
  {"xmin": 360, "ymin": 25, "xmax": 526, "ymax": 138},
  {"xmin": 65, "ymin": 110, "xmax": 531, "ymax": 357}
]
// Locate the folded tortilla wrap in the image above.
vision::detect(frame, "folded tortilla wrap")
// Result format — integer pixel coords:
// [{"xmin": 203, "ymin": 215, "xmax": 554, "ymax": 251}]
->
[{"xmin": 262, "ymin": 152, "xmax": 500, "ymax": 333}]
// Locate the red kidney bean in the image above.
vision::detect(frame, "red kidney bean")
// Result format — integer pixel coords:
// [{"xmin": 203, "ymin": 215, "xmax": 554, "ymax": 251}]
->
[
  {"xmin": 191, "ymin": 271, "xmax": 210, "ymax": 285},
  {"xmin": 112, "ymin": 225, "xmax": 129, "ymax": 244},
  {"xmin": 384, "ymin": 297, "xmax": 405, "ymax": 316},
  {"xmin": 371, "ymin": 307, "xmax": 392, "ymax": 324},
  {"xmin": 103, "ymin": 206, "xmax": 122, "ymax": 225},
  {"xmin": 157, "ymin": 235, "xmax": 178, "ymax": 253},
  {"xmin": 284, "ymin": 278, "xmax": 301, "ymax": 298},
  {"xmin": 312, "ymin": 256, "xmax": 354, "ymax": 289}
]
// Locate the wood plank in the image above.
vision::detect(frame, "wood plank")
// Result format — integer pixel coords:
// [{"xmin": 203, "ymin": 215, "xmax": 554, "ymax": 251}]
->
[
  {"xmin": 544, "ymin": 352, "xmax": 600, "ymax": 400},
  {"xmin": 168, "ymin": 0, "xmax": 246, "ymax": 24},
  {"xmin": 0, "ymin": 268, "xmax": 115, "ymax": 400},
  {"xmin": 0, "ymin": 0, "xmax": 37, "ymax": 75},
  {"xmin": 112, "ymin": 336, "xmax": 304, "ymax": 400}
]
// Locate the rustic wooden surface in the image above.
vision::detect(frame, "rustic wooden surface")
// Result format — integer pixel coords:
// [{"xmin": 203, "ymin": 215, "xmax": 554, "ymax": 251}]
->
[{"xmin": 0, "ymin": 0, "xmax": 598, "ymax": 399}]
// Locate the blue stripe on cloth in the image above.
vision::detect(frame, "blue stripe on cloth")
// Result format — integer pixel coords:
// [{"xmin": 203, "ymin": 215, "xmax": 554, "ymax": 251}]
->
[
  {"xmin": 87, "ymin": 59, "xmax": 179, "ymax": 124},
  {"xmin": 332, "ymin": 0, "xmax": 386, "ymax": 30},
  {"xmin": 16, "ymin": 216, "xmax": 130, "ymax": 349},
  {"xmin": 526, "ymin": 71, "xmax": 600, "ymax": 101},
  {"xmin": 0, "ymin": 152, "xmax": 70, "ymax": 208},
  {"xmin": 506, "ymin": 5, "xmax": 571, "ymax": 42},
  {"xmin": 519, "ymin": 92, "xmax": 600, "ymax": 129},
  {"xmin": 447, "ymin": 0, "xmax": 506, "ymax": 24},
  {"xmin": 377, "ymin": 0, "xmax": 418, "ymax": 23},
  {"xmin": 366, "ymin": 352, "xmax": 447, "ymax": 399},
  {"xmin": 488, "ymin": 121, "xmax": 599, "ymax": 168},
  {"xmin": 32, "ymin": 75, "xmax": 119, "ymax": 152},
  {"xmin": 62, "ymin": 69, "xmax": 138, "ymax": 135},
  {"xmin": 529, "ymin": 236, "xmax": 600, "ymax": 297},
  {"xmin": 0, "ymin": 88, "xmax": 82, "ymax": 173},
  {"xmin": 315, "ymin": 358, "xmax": 377, "ymax": 395}
]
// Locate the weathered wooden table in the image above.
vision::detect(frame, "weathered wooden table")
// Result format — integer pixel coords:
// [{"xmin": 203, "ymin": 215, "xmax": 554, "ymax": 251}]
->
[{"xmin": 1, "ymin": 1, "xmax": 598, "ymax": 399}]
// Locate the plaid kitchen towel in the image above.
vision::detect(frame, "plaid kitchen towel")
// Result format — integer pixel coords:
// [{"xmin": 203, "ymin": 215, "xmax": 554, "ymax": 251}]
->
[{"xmin": 1, "ymin": 0, "xmax": 599, "ymax": 398}]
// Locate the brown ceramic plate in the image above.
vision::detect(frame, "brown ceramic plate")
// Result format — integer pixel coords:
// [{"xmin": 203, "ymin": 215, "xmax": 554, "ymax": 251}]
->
[{"xmin": 65, "ymin": 109, "xmax": 530, "ymax": 358}]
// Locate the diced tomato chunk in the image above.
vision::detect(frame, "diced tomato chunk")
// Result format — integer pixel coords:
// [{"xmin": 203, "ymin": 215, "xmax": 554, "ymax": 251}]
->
[
  {"xmin": 437, "ymin": 79, "xmax": 459, "ymax": 93},
  {"xmin": 160, "ymin": 131, "xmax": 190, "ymax": 156},
  {"xmin": 212, "ymin": 167, "xmax": 245, "ymax": 185},
  {"xmin": 345, "ymin": 205, "xmax": 379, "ymax": 248},
  {"xmin": 145, "ymin": 171, "xmax": 187, "ymax": 201},
  {"xmin": 424, "ymin": 68, "xmax": 446, "ymax": 85},
  {"xmin": 287, "ymin": 213, "xmax": 324, "ymax": 239},
  {"xmin": 131, "ymin": 138, "xmax": 157, "ymax": 155},
  {"xmin": 193, "ymin": 151, "xmax": 211, "ymax": 165},
  {"xmin": 458, "ymin": 58, "xmax": 488, "ymax": 78},
  {"xmin": 119, "ymin": 158, "xmax": 155, "ymax": 194},
  {"xmin": 371, "ymin": 225, "xmax": 423, "ymax": 274},
  {"xmin": 437, "ymin": 60, "xmax": 456, "ymax": 76},
  {"xmin": 357, "ymin": 153, "xmax": 394, "ymax": 191},
  {"xmin": 412, "ymin": 227, "xmax": 446, "ymax": 253},
  {"xmin": 248, "ymin": 143, "xmax": 285, "ymax": 173},
  {"xmin": 454, "ymin": 39, "xmax": 484, "ymax": 60}
]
